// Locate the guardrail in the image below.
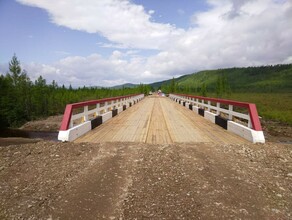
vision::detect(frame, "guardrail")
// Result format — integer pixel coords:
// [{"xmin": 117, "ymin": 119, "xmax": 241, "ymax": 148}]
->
[
  {"xmin": 169, "ymin": 93, "xmax": 265, "ymax": 143},
  {"xmin": 58, "ymin": 94, "xmax": 144, "ymax": 142}
]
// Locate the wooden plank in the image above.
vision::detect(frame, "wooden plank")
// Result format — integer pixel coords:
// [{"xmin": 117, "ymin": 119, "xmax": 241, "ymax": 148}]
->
[{"xmin": 75, "ymin": 96, "xmax": 247, "ymax": 144}]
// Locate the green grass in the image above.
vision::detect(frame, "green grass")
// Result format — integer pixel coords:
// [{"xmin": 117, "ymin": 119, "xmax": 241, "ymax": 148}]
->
[{"xmin": 211, "ymin": 93, "xmax": 292, "ymax": 125}]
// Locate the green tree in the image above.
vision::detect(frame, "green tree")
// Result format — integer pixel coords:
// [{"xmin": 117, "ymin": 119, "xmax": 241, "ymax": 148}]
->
[
  {"xmin": 9, "ymin": 54, "xmax": 22, "ymax": 86},
  {"xmin": 200, "ymin": 83, "xmax": 207, "ymax": 97},
  {"xmin": 169, "ymin": 77, "xmax": 176, "ymax": 93},
  {"xmin": 3, "ymin": 55, "xmax": 32, "ymax": 126},
  {"xmin": 216, "ymin": 74, "xmax": 231, "ymax": 97},
  {"xmin": 32, "ymin": 75, "xmax": 49, "ymax": 117},
  {"xmin": 216, "ymin": 75, "xmax": 224, "ymax": 97},
  {"xmin": 0, "ymin": 75, "xmax": 12, "ymax": 127}
]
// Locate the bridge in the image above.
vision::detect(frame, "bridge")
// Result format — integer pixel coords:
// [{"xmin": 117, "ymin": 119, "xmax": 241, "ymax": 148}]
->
[
  {"xmin": 58, "ymin": 94, "xmax": 265, "ymax": 144},
  {"xmin": 7, "ymin": 94, "xmax": 289, "ymax": 220}
]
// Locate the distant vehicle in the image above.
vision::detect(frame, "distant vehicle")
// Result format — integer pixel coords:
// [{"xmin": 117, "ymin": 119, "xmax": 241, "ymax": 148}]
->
[
  {"xmin": 149, "ymin": 91, "xmax": 153, "ymax": 95},
  {"xmin": 157, "ymin": 90, "xmax": 165, "ymax": 97},
  {"xmin": 157, "ymin": 90, "xmax": 163, "ymax": 96}
]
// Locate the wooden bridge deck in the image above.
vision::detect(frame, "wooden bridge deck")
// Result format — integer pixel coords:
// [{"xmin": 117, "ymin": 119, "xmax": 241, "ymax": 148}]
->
[{"xmin": 76, "ymin": 96, "xmax": 247, "ymax": 144}]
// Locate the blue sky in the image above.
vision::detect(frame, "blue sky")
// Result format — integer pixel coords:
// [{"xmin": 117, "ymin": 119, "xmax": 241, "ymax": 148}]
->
[
  {"xmin": 0, "ymin": 0, "xmax": 110, "ymax": 63},
  {"xmin": 0, "ymin": 0, "xmax": 291, "ymax": 87}
]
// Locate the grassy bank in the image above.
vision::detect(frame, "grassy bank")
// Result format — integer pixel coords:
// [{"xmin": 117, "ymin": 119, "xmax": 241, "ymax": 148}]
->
[{"xmin": 211, "ymin": 93, "xmax": 292, "ymax": 126}]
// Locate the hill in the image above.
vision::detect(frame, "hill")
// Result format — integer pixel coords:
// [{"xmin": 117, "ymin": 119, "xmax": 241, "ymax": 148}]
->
[
  {"xmin": 149, "ymin": 75, "xmax": 189, "ymax": 90},
  {"xmin": 150, "ymin": 64, "xmax": 292, "ymax": 93},
  {"xmin": 111, "ymin": 83, "xmax": 138, "ymax": 89}
]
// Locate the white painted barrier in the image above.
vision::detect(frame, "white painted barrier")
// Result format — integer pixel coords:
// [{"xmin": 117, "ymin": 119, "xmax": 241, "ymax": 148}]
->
[
  {"xmin": 58, "ymin": 121, "xmax": 91, "ymax": 142},
  {"xmin": 58, "ymin": 94, "xmax": 144, "ymax": 142},
  {"xmin": 228, "ymin": 121, "xmax": 265, "ymax": 143},
  {"xmin": 102, "ymin": 111, "xmax": 112, "ymax": 123},
  {"xmin": 204, "ymin": 111, "xmax": 216, "ymax": 124},
  {"xmin": 117, "ymin": 106, "xmax": 123, "ymax": 114},
  {"xmin": 169, "ymin": 93, "xmax": 265, "ymax": 143},
  {"xmin": 193, "ymin": 106, "xmax": 199, "ymax": 114}
]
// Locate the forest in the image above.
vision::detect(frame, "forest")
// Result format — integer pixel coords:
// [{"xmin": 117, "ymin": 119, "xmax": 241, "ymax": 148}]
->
[
  {"xmin": 0, "ymin": 55, "xmax": 150, "ymax": 128},
  {"xmin": 156, "ymin": 63, "xmax": 292, "ymax": 94}
]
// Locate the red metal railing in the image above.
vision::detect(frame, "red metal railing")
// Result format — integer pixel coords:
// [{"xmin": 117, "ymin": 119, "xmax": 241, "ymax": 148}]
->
[
  {"xmin": 171, "ymin": 93, "xmax": 262, "ymax": 131},
  {"xmin": 59, "ymin": 94, "xmax": 142, "ymax": 131}
]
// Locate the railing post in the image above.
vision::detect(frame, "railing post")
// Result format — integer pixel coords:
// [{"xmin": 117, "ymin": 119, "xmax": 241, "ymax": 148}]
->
[
  {"xmin": 69, "ymin": 120, "xmax": 73, "ymax": 129},
  {"xmin": 83, "ymin": 106, "xmax": 88, "ymax": 122},
  {"xmin": 106, "ymin": 101, "xmax": 110, "ymax": 111},
  {"xmin": 216, "ymin": 102, "xmax": 220, "ymax": 115},
  {"xmin": 228, "ymin": 105, "xmax": 233, "ymax": 120},
  {"xmin": 95, "ymin": 103, "xmax": 100, "ymax": 116},
  {"xmin": 207, "ymin": 101, "xmax": 211, "ymax": 111},
  {"xmin": 247, "ymin": 113, "xmax": 252, "ymax": 128}
]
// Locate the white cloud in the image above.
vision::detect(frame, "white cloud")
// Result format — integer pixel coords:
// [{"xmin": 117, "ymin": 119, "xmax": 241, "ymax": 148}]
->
[
  {"xmin": 148, "ymin": 10, "xmax": 155, "ymax": 15},
  {"xmin": 96, "ymin": 42, "xmax": 128, "ymax": 49},
  {"xmin": 15, "ymin": 0, "xmax": 292, "ymax": 87},
  {"xmin": 283, "ymin": 56, "xmax": 292, "ymax": 64},
  {"xmin": 19, "ymin": 51, "xmax": 168, "ymax": 87},
  {"xmin": 17, "ymin": 0, "xmax": 183, "ymax": 50}
]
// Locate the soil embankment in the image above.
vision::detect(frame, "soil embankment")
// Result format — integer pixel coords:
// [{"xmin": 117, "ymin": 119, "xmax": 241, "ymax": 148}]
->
[{"xmin": 20, "ymin": 115, "xmax": 63, "ymax": 132}]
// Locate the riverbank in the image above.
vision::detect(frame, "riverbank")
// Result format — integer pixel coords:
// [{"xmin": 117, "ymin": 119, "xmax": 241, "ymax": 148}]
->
[
  {"xmin": 0, "ymin": 115, "xmax": 61, "ymax": 146},
  {"xmin": 0, "ymin": 138, "xmax": 41, "ymax": 147},
  {"xmin": 20, "ymin": 115, "xmax": 63, "ymax": 132}
]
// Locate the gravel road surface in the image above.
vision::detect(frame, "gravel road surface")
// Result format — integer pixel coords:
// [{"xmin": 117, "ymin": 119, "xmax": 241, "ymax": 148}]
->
[{"xmin": 1, "ymin": 141, "xmax": 291, "ymax": 219}]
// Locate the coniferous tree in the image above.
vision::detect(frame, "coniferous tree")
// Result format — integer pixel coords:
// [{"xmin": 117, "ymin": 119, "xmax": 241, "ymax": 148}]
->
[
  {"xmin": 200, "ymin": 83, "xmax": 207, "ymax": 97},
  {"xmin": 8, "ymin": 54, "xmax": 22, "ymax": 87},
  {"xmin": 169, "ymin": 77, "xmax": 176, "ymax": 93}
]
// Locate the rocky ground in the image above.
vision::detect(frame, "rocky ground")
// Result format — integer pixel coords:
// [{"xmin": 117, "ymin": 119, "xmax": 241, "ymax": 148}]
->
[
  {"xmin": 0, "ymin": 141, "xmax": 291, "ymax": 219},
  {"xmin": 0, "ymin": 116, "xmax": 291, "ymax": 219},
  {"xmin": 261, "ymin": 119, "xmax": 292, "ymax": 144}
]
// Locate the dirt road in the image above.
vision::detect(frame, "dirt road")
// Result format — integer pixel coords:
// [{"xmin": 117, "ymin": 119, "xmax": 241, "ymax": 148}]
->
[{"xmin": 1, "ymin": 141, "xmax": 291, "ymax": 219}]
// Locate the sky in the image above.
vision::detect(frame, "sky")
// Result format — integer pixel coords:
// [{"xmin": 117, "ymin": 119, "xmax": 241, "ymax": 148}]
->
[{"xmin": 0, "ymin": 0, "xmax": 291, "ymax": 87}]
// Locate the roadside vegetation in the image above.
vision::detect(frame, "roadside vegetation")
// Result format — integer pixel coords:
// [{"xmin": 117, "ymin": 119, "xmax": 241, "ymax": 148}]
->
[
  {"xmin": 158, "ymin": 65, "xmax": 292, "ymax": 125},
  {"xmin": 226, "ymin": 93, "xmax": 292, "ymax": 125},
  {"xmin": 0, "ymin": 55, "xmax": 150, "ymax": 128}
]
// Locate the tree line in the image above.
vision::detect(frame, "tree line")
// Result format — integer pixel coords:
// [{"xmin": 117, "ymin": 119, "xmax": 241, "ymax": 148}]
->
[
  {"xmin": 160, "ymin": 76, "xmax": 230, "ymax": 98},
  {"xmin": 0, "ymin": 55, "xmax": 150, "ymax": 128}
]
